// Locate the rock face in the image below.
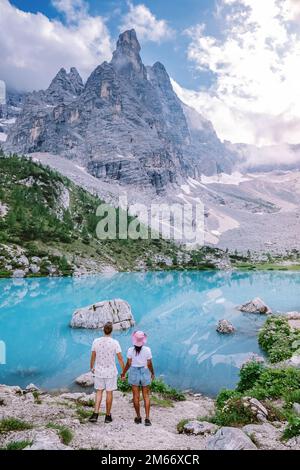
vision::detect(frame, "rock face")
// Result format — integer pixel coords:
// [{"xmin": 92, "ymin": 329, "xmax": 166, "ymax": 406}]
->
[
  {"xmin": 216, "ymin": 319, "xmax": 235, "ymax": 334},
  {"xmin": 70, "ymin": 299, "xmax": 135, "ymax": 330},
  {"xmin": 5, "ymin": 29, "xmax": 235, "ymax": 193},
  {"xmin": 239, "ymin": 297, "xmax": 272, "ymax": 314},
  {"xmin": 183, "ymin": 420, "xmax": 218, "ymax": 435},
  {"xmin": 206, "ymin": 427, "xmax": 257, "ymax": 450}
]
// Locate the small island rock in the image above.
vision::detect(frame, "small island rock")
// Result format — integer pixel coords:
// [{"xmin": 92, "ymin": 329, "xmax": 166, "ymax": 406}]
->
[
  {"xmin": 216, "ymin": 319, "xmax": 235, "ymax": 334},
  {"xmin": 239, "ymin": 297, "xmax": 272, "ymax": 314}
]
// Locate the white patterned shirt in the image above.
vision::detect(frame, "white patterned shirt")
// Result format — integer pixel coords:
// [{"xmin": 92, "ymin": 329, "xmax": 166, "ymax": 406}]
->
[{"xmin": 92, "ymin": 337, "xmax": 121, "ymax": 378}]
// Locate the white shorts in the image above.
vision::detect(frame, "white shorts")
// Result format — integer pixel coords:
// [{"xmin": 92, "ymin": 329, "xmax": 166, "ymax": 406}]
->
[{"xmin": 94, "ymin": 375, "xmax": 118, "ymax": 391}]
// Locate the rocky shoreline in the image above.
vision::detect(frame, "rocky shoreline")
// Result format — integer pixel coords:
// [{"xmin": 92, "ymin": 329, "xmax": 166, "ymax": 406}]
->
[{"xmin": 0, "ymin": 383, "xmax": 299, "ymax": 451}]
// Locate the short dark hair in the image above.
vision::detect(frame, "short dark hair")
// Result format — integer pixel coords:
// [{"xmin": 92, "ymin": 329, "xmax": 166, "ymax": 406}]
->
[{"xmin": 104, "ymin": 322, "xmax": 113, "ymax": 335}]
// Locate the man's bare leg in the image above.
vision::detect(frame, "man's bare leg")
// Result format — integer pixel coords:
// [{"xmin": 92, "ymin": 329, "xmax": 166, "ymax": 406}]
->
[
  {"xmin": 94, "ymin": 389, "xmax": 103, "ymax": 413},
  {"xmin": 106, "ymin": 391, "xmax": 113, "ymax": 416}
]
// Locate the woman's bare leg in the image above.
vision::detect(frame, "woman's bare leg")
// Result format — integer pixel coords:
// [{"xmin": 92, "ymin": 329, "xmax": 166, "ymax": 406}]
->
[
  {"xmin": 132, "ymin": 386, "xmax": 141, "ymax": 418},
  {"xmin": 142, "ymin": 386, "xmax": 150, "ymax": 419}
]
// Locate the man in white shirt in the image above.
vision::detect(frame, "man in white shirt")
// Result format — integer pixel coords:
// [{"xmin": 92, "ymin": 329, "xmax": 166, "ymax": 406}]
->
[{"xmin": 89, "ymin": 322, "xmax": 125, "ymax": 423}]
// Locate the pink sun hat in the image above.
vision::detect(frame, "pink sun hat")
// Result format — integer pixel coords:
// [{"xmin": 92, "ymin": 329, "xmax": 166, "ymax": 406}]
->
[{"xmin": 132, "ymin": 331, "xmax": 147, "ymax": 347}]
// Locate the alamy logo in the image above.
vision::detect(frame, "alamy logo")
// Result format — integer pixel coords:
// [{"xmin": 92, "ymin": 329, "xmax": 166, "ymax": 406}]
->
[
  {"xmin": 95, "ymin": 195, "xmax": 204, "ymax": 248},
  {"xmin": 0, "ymin": 341, "xmax": 6, "ymax": 365}
]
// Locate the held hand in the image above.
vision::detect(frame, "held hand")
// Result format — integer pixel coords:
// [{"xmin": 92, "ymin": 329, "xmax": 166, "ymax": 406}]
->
[{"xmin": 121, "ymin": 374, "xmax": 126, "ymax": 381}]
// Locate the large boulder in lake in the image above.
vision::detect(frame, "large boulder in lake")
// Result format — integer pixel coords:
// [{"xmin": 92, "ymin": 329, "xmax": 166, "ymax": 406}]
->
[
  {"xmin": 206, "ymin": 427, "xmax": 257, "ymax": 450},
  {"xmin": 70, "ymin": 299, "xmax": 135, "ymax": 330},
  {"xmin": 239, "ymin": 297, "xmax": 272, "ymax": 314}
]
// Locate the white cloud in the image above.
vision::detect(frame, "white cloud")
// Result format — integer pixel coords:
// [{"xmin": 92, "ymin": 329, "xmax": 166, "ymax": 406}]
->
[
  {"xmin": 120, "ymin": 1, "xmax": 174, "ymax": 43},
  {"xmin": 0, "ymin": 0, "xmax": 112, "ymax": 92},
  {"xmin": 52, "ymin": 0, "xmax": 88, "ymax": 23},
  {"xmin": 180, "ymin": 0, "xmax": 300, "ymax": 146}
]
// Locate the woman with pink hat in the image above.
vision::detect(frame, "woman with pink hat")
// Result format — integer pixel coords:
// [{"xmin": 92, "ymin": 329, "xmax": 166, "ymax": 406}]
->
[{"xmin": 121, "ymin": 331, "xmax": 155, "ymax": 426}]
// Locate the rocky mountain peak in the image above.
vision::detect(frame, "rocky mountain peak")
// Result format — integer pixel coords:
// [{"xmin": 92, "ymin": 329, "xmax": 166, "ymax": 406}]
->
[
  {"xmin": 111, "ymin": 29, "xmax": 146, "ymax": 79},
  {"xmin": 116, "ymin": 29, "xmax": 141, "ymax": 54},
  {"xmin": 47, "ymin": 67, "xmax": 83, "ymax": 102}
]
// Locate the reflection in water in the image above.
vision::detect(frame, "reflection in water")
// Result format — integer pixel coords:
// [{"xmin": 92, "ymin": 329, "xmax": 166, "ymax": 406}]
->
[{"xmin": 0, "ymin": 271, "xmax": 300, "ymax": 396}]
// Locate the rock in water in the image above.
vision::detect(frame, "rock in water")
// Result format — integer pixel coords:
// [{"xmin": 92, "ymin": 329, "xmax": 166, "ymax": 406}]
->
[
  {"xmin": 216, "ymin": 319, "xmax": 235, "ymax": 334},
  {"xmin": 206, "ymin": 427, "xmax": 257, "ymax": 450},
  {"xmin": 75, "ymin": 372, "xmax": 94, "ymax": 387},
  {"xmin": 239, "ymin": 297, "xmax": 272, "ymax": 314},
  {"xmin": 70, "ymin": 299, "xmax": 135, "ymax": 330}
]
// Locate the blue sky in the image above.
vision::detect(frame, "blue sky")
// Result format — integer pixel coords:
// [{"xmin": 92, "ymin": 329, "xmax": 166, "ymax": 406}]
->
[
  {"xmin": 9, "ymin": 0, "xmax": 218, "ymax": 89},
  {"xmin": 2, "ymin": 0, "xmax": 300, "ymax": 147}
]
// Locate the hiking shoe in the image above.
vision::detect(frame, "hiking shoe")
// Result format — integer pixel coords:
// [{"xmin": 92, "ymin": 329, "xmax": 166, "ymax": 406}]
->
[
  {"xmin": 134, "ymin": 417, "xmax": 142, "ymax": 424},
  {"xmin": 105, "ymin": 414, "xmax": 113, "ymax": 423},
  {"xmin": 89, "ymin": 413, "xmax": 99, "ymax": 423},
  {"xmin": 145, "ymin": 418, "xmax": 152, "ymax": 426}
]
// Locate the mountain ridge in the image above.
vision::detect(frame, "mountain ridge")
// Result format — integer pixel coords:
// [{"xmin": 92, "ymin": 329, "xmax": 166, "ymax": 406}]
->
[{"xmin": 3, "ymin": 29, "xmax": 236, "ymax": 193}]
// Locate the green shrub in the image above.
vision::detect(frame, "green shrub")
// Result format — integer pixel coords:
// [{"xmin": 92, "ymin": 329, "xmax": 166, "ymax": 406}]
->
[
  {"xmin": 247, "ymin": 367, "xmax": 300, "ymax": 400},
  {"xmin": 118, "ymin": 376, "xmax": 186, "ymax": 401},
  {"xmin": 216, "ymin": 389, "xmax": 242, "ymax": 408},
  {"xmin": 2, "ymin": 440, "xmax": 32, "ymax": 450},
  {"xmin": 284, "ymin": 390, "xmax": 300, "ymax": 409},
  {"xmin": 211, "ymin": 397, "xmax": 255, "ymax": 427},
  {"xmin": 117, "ymin": 375, "xmax": 131, "ymax": 392},
  {"xmin": 0, "ymin": 418, "xmax": 33, "ymax": 434},
  {"xmin": 150, "ymin": 379, "xmax": 186, "ymax": 401},
  {"xmin": 177, "ymin": 419, "xmax": 189, "ymax": 434},
  {"xmin": 258, "ymin": 316, "xmax": 300, "ymax": 363},
  {"xmin": 46, "ymin": 423, "xmax": 73, "ymax": 445},
  {"xmin": 237, "ymin": 361, "xmax": 265, "ymax": 392},
  {"xmin": 283, "ymin": 415, "xmax": 300, "ymax": 440}
]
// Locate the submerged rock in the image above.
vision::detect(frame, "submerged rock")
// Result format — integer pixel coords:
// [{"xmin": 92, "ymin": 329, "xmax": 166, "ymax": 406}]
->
[
  {"xmin": 239, "ymin": 297, "xmax": 272, "ymax": 314},
  {"xmin": 70, "ymin": 299, "xmax": 135, "ymax": 330},
  {"xmin": 216, "ymin": 319, "xmax": 235, "ymax": 334},
  {"xmin": 206, "ymin": 427, "xmax": 257, "ymax": 450},
  {"xmin": 183, "ymin": 420, "xmax": 218, "ymax": 435}
]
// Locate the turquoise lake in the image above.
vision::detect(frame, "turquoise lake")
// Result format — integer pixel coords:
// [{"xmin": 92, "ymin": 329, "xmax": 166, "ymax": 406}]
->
[{"xmin": 0, "ymin": 271, "xmax": 300, "ymax": 396}]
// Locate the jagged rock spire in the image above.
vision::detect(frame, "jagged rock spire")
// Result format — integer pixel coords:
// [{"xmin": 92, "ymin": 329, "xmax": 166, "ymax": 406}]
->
[{"xmin": 111, "ymin": 29, "xmax": 146, "ymax": 79}]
